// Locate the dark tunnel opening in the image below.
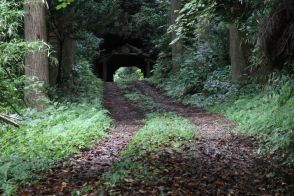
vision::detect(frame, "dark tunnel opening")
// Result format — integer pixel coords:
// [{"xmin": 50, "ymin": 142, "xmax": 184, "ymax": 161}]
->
[
  {"xmin": 93, "ymin": 34, "xmax": 156, "ymax": 82},
  {"xmin": 95, "ymin": 54, "xmax": 152, "ymax": 82}
]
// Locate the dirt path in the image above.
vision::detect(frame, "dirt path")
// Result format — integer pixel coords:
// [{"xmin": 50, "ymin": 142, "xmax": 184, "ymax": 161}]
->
[
  {"xmin": 20, "ymin": 83, "xmax": 144, "ymax": 195},
  {"xmin": 131, "ymin": 80, "xmax": 294, "ymax": 195}
]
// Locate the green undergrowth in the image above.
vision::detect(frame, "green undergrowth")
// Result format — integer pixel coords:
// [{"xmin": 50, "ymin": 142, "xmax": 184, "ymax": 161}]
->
[
  {"xmin": 116, "ymin": 80, "xmax": 162, "ymax": 112},
  {"xmin": 0, "ymin": 71, "xmax": 112, "ymax": 195},
  {"xmin": 151, "ymin": 69, "xmax": 294, "ymax": 165},
  {"xmin": 98, "ymin": 113, "xmax": 198, "ymax": 193},
  {"xmin": 209, "ymin": 81, "xmax": 294, "ymax": 165}
]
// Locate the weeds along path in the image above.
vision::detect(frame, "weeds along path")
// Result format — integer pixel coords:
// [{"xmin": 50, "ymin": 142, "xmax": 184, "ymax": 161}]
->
[
  {"xmin": 131, "ymin": 80, "xmax": 293, "ymax": 195},
  {"xmin": 20, "ymin": 82, "xmax": 145, "ymax": 195}
]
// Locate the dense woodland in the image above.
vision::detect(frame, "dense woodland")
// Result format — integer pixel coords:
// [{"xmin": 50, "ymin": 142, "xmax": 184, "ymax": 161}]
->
[{"xmin": 0, "ymin": 0, "xmax": 294, "ymax": 195}]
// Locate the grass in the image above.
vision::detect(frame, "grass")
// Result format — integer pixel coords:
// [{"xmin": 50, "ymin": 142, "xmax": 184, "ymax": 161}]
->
[
  {"xmin": 116, "ymin": 80, "xmax": 163, "ymax": 112},
  {"xmin": 0, "ymin": 76, "xmax": 112, "ymax": 195},
  {"xmin": 122, "ymin": 113, "xmax": 198, "ymax": 157},
  {"xmin": 98, "ymin": 112, "xmax": 198, "ymax": 193},
  {"xmin": 209, "ymin": 82, "xmax": 294, "ymax": 164},
  {"xmin": 151, "ymin": 68, "xmax": 294, "ymax": 165}
]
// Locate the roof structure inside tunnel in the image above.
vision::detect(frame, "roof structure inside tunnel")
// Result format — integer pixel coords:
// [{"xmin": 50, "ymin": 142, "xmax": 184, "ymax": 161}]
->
[{"xmin": 94, "ymin": 43, "xmax": 154, "ymax": 82}]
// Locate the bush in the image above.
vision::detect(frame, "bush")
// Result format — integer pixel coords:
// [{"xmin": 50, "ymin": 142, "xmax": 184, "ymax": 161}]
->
[
  {"xmin": 76, "ymin": 32, "xmax": 102, "ymax": 61},
  {"xmin": 182, "ymin": 66, "xmax": 240, "ymax": 107},
  {"xmin": 153, "ymin": 43, "xmax": 219, "ymax": 99}
]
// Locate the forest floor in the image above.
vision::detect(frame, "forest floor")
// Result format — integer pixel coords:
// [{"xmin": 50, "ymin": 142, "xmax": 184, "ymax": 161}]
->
[{"xmin": 20, "ymin": 81, "xmax": 294, "ymax": 195}]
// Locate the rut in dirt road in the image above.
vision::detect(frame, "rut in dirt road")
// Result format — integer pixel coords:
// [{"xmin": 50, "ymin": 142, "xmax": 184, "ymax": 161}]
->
[
  {"xmin": 131, "ymin": 80, "xmax": 294, "ymax": 195},
  {"xmin": 20, "ymin": 83, "xmax": 144, "ymax": 195}
]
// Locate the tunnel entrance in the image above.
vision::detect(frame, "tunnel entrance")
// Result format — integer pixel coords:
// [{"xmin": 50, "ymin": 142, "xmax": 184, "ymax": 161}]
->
[{"xmin": 95, "ymin": 43, "xmax": 153, "ymax": 82}]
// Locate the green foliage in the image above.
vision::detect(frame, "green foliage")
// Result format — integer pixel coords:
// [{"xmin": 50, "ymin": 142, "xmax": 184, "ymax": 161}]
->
[
  {"xmin": 114, "ymin": 67, "xmax": 144, "ymax": 83},
  {"xmin": 116, "ymin": 79, "xmax": 162, "ymax": 112},
  {"xmin": 0, "ymin": 76, "xmax": 112, "ymax": 195},
  {"xmin": 54, "ymin": 58, "xmax": 104, "ymax": 102},
  {"xmin": 175, "ymin": 0, "xmax": 284, "ymax": 71},
  {"xmin": 152, "ymin": 30, "xmax": 229, "ymax": 101},
  {"xmin": 0, "ymin": 1, "xmax": 25, "ymax": 113},
  {"xmin": 132, "ymin": 2, "xmax": 169, "ymax": 39},
  {"xmin": 157, "ymin": 45, "xmax": 216, "ymax": 98},
  {"xmin": 0, "ymin": 0, "xmax": 48, "ymax": 113},
  {"xmin": 56, "ymin": 0, "xmax": 75, "ymax": 10},
  {"xmin": 76, "ymin": 32, "xmax": 103, "ymax": 61},
  {"xmin": 152, "ymin": 12, "xmax": 230, "ymax": 99},
  {"xmin": 0, "ymin": 0, "xmax": 23, "ymax": 40},
  {"xmin": 124, "ymin": 91, "xmax": 162, "ymax": 112},
  {"xmin": 122, "ymin": 113, "xmax": 198, "ymax": 158},
  {"xmin": 210, "ymin": 75, "xmax": 294, "ymax": 165},
  {"xmin": 174, "ymin": 0, "xmax": 216, "ymax": 42},
  {"xmin": 181, "ymin": 66, "xmax": 241, "ymax": 108}
]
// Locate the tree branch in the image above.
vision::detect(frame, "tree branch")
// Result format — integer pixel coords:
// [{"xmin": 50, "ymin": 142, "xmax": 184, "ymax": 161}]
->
[{"xmin": 0, "ymin": 114, "xmax": 20, "ymax": 128}]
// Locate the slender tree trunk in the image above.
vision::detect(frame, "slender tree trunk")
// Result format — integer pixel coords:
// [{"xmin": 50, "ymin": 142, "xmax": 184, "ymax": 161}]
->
[
  {"xmin": 56, "ymin": 38, "xmax": 64, "ymax": 85},
  {"xmin": 229, "ymin": 24, "xmax": 247, "ymax": 83},
  {"xmin": 48, "ymin": 32, "xmax": 60, "ymax": 86},
  {"xmin": 171, "ymin": 0, "xmax": 183, "ymax": 72},
  {"xmin": 24, "ymin": 0, "xmax": 49, "ymax": 110},
  {"xmin": 60, "ymin": 37, "xmax": 75, "ymax": 88}
]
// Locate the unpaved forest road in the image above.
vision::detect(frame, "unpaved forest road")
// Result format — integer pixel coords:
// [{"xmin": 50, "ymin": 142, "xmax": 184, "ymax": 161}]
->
[
  {"xmin": 20, "ymin": 81, "xmax": 294, "ymax": 195},
  {"xmin": 129, "ymin": 80, "xmax": 294, "ymax": 195},
  {"xmin": 20, "ymin": 83, "xmax": 145, "ymax": 195}
]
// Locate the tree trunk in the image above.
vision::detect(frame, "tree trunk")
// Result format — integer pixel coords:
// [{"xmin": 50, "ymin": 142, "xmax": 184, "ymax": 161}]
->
[
  {"xmin": 171, "ymin": 0, "xmax": 182, "ymax": 72},
  {"xmin": 48, "ymin": 32, "xmax": 60, "ymax": 86},
  {"xmin": 60, "ymin": 37, "xmax": 75, "ymax": 88},
  {"xmin": 229, "ymin": 24, "xmax": 247, "ymax": 83},
  {"xmin": 24, "ymin": 0, "xmax": 49, "ymax": 110}
]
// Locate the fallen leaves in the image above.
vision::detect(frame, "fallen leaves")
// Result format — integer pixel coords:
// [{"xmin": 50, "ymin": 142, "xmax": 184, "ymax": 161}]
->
[
  {"xmin": 124, "ymin": 178, "xmax": 135, "ymax": 184},
  {"xmin": 59, "ymin": 182, "xmax": 68, "ymax": 192}
]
